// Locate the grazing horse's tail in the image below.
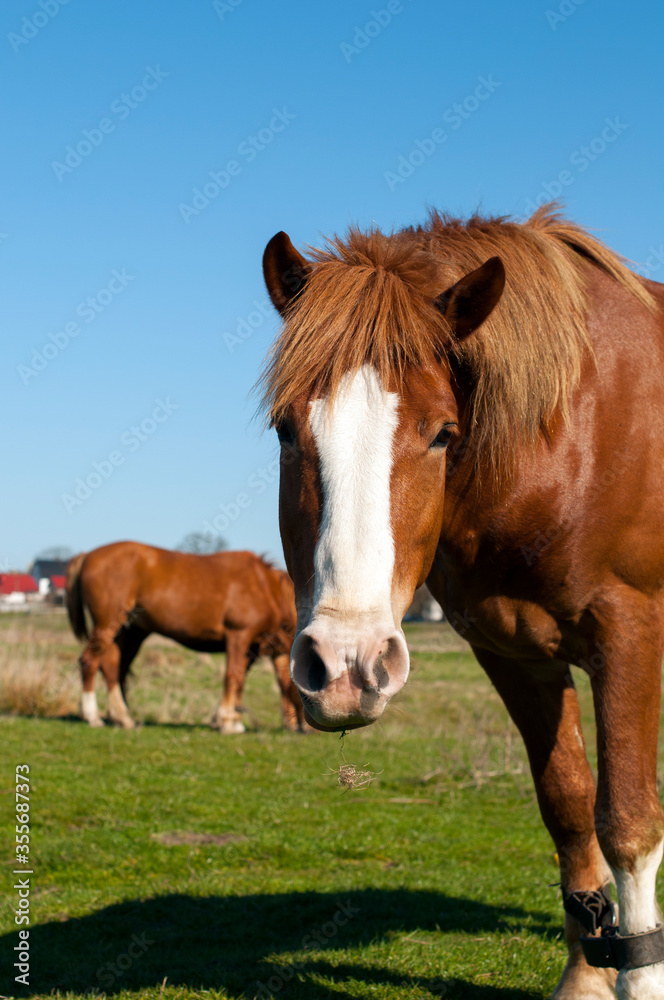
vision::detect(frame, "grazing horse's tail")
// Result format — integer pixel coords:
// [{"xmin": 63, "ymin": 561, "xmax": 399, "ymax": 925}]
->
[{"xmin": 65, "ymin": 552, "xmax": 88, "ymax": 641}]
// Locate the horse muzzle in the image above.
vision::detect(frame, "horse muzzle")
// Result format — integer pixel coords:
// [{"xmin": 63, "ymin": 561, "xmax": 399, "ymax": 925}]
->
[{"xmin": 290, "ymin": 618, "xmax": 410, "ymax": 731}]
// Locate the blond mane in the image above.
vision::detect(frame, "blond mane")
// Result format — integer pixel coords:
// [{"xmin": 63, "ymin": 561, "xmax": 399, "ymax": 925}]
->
[{"xmin": 259, "ymin": 205, "xmax": 655, "ymax": 472}]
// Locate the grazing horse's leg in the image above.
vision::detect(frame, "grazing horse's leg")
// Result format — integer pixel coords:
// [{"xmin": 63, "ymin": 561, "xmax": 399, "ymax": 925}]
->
[
  {"xmin": 79, "ymin": 635, "xmax": 106, "ymax": 727},
  {"xmin": 589, "ymin": 606, "xmax": 664, "ymax": 1000},
  {"xmin": 117, "ymin": 626, "xmax": 146, "ymax": 694},
  {"xmin": 213, "ymin": 629, "xmax": 251, "ymax": 734},
  {"xmin": 233, "ymin": 644, "xmax": 259, "ymax": 720},
  {"xmin": 271, "ymin": 652, "xmax": 308, "ymax": 732},
  {"xmin": 472, "ymin": 649, "xmax": 618, "ymax": 1000},
  {"xmin": 105, "ymin": 625, "xmax": 146, "ymax": 729},
  {"xmin": 99, "ymin": 635, "xmax": 136, "ymax": 730}
]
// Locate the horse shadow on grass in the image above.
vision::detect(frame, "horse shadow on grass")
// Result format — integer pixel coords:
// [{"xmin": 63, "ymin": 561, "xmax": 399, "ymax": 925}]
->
[{"xmin": 0, "ymin": 888, "xmax": 556, "ymax": 999}]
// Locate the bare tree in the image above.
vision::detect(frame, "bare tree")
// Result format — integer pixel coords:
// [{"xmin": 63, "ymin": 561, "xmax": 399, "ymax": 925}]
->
[
  {"xmin": 176, "ymin": 532, "xmax": 227, "ymax": 555},
  {"xmin": 34, "ymin": 546, "xmax": 74, "ymax": 562}
]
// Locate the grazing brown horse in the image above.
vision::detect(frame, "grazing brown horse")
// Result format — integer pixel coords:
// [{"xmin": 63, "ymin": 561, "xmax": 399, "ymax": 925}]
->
[
  {"xmin": 260, "ymin": 205, "xmax": 664, "ymax": 999},
  {"xmin": 66, "ymin": 543, "xmax": 307, "ymax": 734}
]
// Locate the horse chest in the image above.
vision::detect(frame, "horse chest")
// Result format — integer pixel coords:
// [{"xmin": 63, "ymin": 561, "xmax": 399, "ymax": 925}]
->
[
  {"xmin": 451, "ymin": 596, "xmax": 564, "ymax": 661},
  {"xmin": 429, "ymin": 557, "xmax": 568, "ymax": 662}
]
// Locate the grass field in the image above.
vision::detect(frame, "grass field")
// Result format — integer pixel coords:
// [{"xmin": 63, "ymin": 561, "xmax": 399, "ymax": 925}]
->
[{"xmin": 1, "ymin": 612, "xmax": 663, "ymax": 999}]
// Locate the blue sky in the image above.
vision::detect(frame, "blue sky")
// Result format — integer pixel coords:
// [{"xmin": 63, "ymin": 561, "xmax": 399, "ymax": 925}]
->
[{"xmin": 2, "ymin": 0, "xmax": 663, "ymax": 570}]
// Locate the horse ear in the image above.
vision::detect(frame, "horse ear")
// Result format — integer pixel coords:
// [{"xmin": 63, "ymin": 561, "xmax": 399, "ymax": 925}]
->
[
  {"xmin": 263, "ymin": 231, "xmax": 311, "ymax": 314},
  {"xmin": 435, "ymin": 256, "xmax": 505, "ymax": 340}
]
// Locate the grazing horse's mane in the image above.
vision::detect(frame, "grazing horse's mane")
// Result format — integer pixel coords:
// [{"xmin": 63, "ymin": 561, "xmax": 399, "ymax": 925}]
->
[
  {"xmin": 257, "ymin": 552, "xmax": 277, "ymax": 571},
  {"xmin": 259, "ymin": 204, "xmax": 655, "ymax": 471}
]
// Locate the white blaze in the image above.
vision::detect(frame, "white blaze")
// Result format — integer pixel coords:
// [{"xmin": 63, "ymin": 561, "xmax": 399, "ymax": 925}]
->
[{"xmin": 309, "ymin": 366, "xmax": 399, "ymax": 617}]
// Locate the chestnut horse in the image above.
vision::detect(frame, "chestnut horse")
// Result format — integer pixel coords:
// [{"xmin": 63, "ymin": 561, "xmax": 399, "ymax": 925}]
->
[
  {"xmin": 260, "ymin": 206, "xmax": 664, "ymax": 999},
  {"xmin": 66, "ymin": 542, "xmax": 306, "ymax": 734}
]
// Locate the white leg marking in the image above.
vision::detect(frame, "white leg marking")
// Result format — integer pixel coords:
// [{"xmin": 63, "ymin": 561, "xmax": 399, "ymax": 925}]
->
[
  {"xmin": 613, "ymin": 838, "xmax": 664, "ymax": 1000},
  {"xmin": 219, "ymin": 718, "xmax": 246, "ymax": 735},
  {"xmin": 212, "ymin": 705, "xmax": 246, "ymax": 734},
  {"xmin": 81, "ymin": 690, "xmax": 103, "ymax": 727},
  {"xmin": 309, "ymin": 365, "xmax": 399, "ymax": 620}
]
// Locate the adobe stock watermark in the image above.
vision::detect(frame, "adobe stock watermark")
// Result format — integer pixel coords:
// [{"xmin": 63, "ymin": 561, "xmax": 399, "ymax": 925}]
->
[
  {"xmin": 61, "ymin": 397, "xmax": 178, "ymax": 514},
  {"xmin": 212, "ymin": 0, "xmax": 246, "ymax": 20},
  {"xmin": 255, "ymin": 899, "xmax": 360, "ymax": 997},
  {"xmin": 202, "ymin": 455, "xmax": 281, "ymax": 536},
  {"xmin": 178, "ymin": 107, "xmax": 295, "ymax": 223},
  {"xmin": 202, "ymin": 441, "xmax": 302, "ymax": 537},
  {"xmin": 17, "ymin": 269, "xmax": 134, "ymax": 385},
  {"xmin": 639, "ymin": 245, "xmax": 664, "ymax": 280},
  {"xmin": 521, "ymin": 518, "xmax": 570, "ymax": 567},
  {"xmin": 419, "ymin": 980, "xmax": 448, "ymax": 999},
  {"xmin": 545, "ymin": 0, "xmax": 587, "ymax": 30},
  {"xmin": 339, "ymin": 0, "xmax": 409, "ymax": 62},
  {"xmin": 96, "ymin": 933, "xmax": 154, "ymax": 988},
  {"xmin": 384, "ymin": 74, "xmax": 502, "ymax": 191},
  {"xmin": 522, "ymin": 116, "xmax": 628, "ymax": 215},
  {"xmin": 8, "ymin": 0, "xmax": 72, "ymax": 54},
  {"xmin": 223, "ymin": 298, "xmax": 271, "ymax": 353},
  {"xmin": 51, "ymin": 66, "xmax": 169, "ymax": 181},
  {"xmin": 445, "ymin": 608, "xmax": 478, "ymax": 643}
]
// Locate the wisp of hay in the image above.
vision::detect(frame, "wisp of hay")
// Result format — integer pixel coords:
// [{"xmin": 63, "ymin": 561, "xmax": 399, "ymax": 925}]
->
[
  {"xmin": 335, "ymin": 762, "xmax": 378, "ymax": 790},
  {"xmin": 327, "ymin": 746, "xmax": 381, "ymax": 791}
]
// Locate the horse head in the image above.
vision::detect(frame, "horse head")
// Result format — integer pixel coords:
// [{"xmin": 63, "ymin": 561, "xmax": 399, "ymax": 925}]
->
[{"xmin": 261, "ymin": 229, "xmax": 505, "ymax": 731}]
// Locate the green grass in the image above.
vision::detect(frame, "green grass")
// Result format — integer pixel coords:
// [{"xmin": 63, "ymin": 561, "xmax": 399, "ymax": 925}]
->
[{"xmin": 0, "ymin": 614, "xmax": 661, "ymax": 998}]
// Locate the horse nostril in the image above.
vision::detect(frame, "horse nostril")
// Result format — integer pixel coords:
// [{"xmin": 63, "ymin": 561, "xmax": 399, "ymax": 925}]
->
[
  {"xmin": 291, "ymin": 634, "xmax": 330, "ymax": 694},
  {"xmin": 307, "ymin": 650, "xmax": 327, "ymax": 692},
  {"xmin": 373, "ymin": 658, "xmax": 389, "ymax": 690}
]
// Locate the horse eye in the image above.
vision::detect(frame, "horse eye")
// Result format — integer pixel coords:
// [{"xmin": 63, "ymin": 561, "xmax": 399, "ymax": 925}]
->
[
  {"xmin": 429, "ymin": 424, "xmax": 456, "ymax": 450},
  {"xmin": 275, "ymin": 421, "xmax": 296, "ymax": 447}
]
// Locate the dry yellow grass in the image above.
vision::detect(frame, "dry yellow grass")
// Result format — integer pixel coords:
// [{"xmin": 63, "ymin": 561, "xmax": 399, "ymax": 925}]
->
[
  {"xmin": 0, "ymin": 614, "xmax": 80, "ymax": 717},
  {"xmin": 0, "ymin": 610, "xmax": 289, "ymax": 730}
]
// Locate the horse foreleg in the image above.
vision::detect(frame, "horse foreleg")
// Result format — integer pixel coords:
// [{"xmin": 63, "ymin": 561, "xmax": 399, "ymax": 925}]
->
[
  {"xmin": 271, "ymin": 652, "xmax": 309, "ymax": 732},
  {"xmin": 590, "ymin": 607, "xmax": 664, "ymax": 1000},
  {"xmin": 107, "ymin": 625, "xmax": 146, "ymax": 729},
  {"xmin": 473, "ymin": 649, "xmax": 617, "ymax": 1000},
  {"xmin": 213, "ymin": 630, "xmax": 250, "ymax": 734},
  {"xmin": 99, "ymin": 638, "xmax": 135, "ymax": 729}
]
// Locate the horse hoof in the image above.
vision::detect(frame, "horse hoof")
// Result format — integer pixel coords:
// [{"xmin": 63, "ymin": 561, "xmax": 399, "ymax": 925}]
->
[
  {"xmin": 110, "ymin": 716, "xmax": 136, "ymax": 730},
  {"xmin": 86, "ymin": 716, "xmax": 105, "ymax": 728},
  {"xmin": 219, "ymin": 719, "xmax": 246, "ymax": 735},
  {"xmin": 551, "ymin": 962, "xmax": 617, "ymax": 999}
]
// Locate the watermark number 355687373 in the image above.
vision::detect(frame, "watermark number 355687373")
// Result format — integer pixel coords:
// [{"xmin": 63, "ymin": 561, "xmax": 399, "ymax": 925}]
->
[{"xmin": 13, "ymin": 763, "xmax": 32, "ymax": 986}]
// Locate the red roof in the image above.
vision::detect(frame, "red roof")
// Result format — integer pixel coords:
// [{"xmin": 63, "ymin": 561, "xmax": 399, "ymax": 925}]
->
[
  {"xmin": 50, "ymin": 575, "xmax": 66, "ymax": 589},
  {"xmin": 0, "ymin": 574, "xmax": 38, "ymax": 594}
]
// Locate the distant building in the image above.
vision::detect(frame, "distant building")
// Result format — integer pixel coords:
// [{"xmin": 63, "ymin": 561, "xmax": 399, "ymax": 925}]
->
[
  {"xmin": 0, "ymin": 562, "xmax": 69, "ymax": 609},
  {"xmin": 47, "ymin": 574, "xmax": 66, "ymax": 604},
  {"xmin": 404, "ymin": 585, "xmax": 444, "ymax": 622},
  {"xmin": 29, "ymin": 559, "xmax": 68, "ymax": 604},
  {"xmin": 0, "ymin": 573, "xmax": 39, "ymax": 605},
  {"xmin": 30, "ymin": 559, "xmax": 69, "ymax": 586}
]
